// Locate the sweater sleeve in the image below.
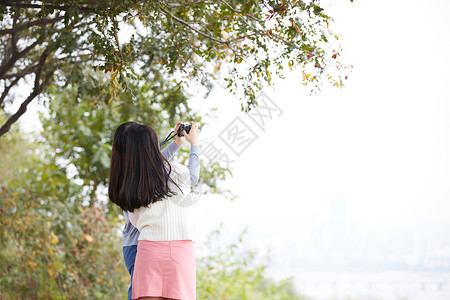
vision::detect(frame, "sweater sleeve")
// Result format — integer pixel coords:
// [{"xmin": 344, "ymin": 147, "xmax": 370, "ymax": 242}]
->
[
  {"xmin": 187, "ymin": 145, "xmax": 200, "ymax": 186},
  {"xmin": 128, "ymin": 211, "xmax": 139, "ymax": 229},
  {"xmin": 161, "ymin": 141, "xmax": 180, "ymax": 160}
]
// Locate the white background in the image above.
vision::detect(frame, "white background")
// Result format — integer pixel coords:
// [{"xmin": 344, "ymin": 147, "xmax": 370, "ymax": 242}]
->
[{"xmin": 10, "ymin": 0, "xmax": 450, "ymax": 299}]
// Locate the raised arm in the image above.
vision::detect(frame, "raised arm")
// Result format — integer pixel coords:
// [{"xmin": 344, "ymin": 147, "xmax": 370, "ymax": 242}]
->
[
  {"xmin": 161, "ymin": 141, "xmax": 180, "ymax": 160},
  {"xmin": 161, "ymin": 122, "xmax": 184, "ymax": 160},
  {"xmin": 183, "ymin": 121, "xmax": 200, "ymax": 186},
  {"xmin": 187, "ymin": 145, "xmax": 200, "ymax": 186}
]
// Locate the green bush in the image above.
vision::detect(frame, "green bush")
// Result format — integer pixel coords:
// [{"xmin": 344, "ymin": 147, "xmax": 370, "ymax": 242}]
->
[{"xmin": 0, "ymin": 113, "xmax": 307, "ymax": 299}]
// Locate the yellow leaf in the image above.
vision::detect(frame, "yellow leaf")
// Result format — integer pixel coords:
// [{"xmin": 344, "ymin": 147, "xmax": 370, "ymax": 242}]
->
[
  {"xmin": 83, "ymin": 234, "xmax": 93, "ymax": 243},
  {"xmin": 213, "ymin": 63, "xmax": 222, "ymax": 73},
  {"xmin": 28, "ymin": 261, "xmax": 37, "ymax": 270},
  {"xmin": 48, "ymin": 268, "xmax": 55, "ymax": 278},
  {"xmin": 266, "ymin": 70, "xmax": 271, "ymax": 78},
  {"xmin": 50, "ymin": 232, "xmax": 59, "ymax": 245}
]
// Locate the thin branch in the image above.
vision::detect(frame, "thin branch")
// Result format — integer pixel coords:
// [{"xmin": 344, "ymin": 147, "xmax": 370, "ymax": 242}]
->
[
  {"xmin": 219, "ymin": 0, "xmax": 265, "ymax": 23},
  {"xmin": 159, "ymin": 7, "xmax": 229, "ymax": 46},
  {"xmin": 112, "ymin": 16, "xmax": 124, "ymax": 64},
  {"xmin": 0, "ymin": 38, "xmax": 40, "ymax": 79},
  {"xmin": 71, "ymin": 19, "xmax": 96, "ymax": 30},
  {"xmin": 167, "ymin": 1, "xmax": 215, "ymax": 8},
  {"xmin": 160, "ymin": 5, "xmax": 260, "ymax": 75},
  {"xmin": 0, "ymin": 70, "xmax": 56, "ymax": 138},
  {"xmin": 161, "ymin": 6, "xmax": 255, "ymax": 69},
  {"xmin": 11, "ymin": 10, "xmax": 18, "ymax": 55},
  {"xmin": 0, "ymin": 76, "xmax": 20, "ymax": 107},
  {"xmin": 0, "ymin": 87, "xmax": 39, "ymax": 137},
  {"xmin": 220, "ymin": 0, "xmax": 294, "ymax": 47},
  {"xmin": 34, "ymin": 48, "xmax": 50, "ymax": 89},
  {"xmin": 0, "ymin": 60, "xmax": 38, "ymax": 80},
  {"xmin": 226, "ymin": 33, "xmax": 260, "ymax": 43},
  {"xmin": 0, "ymin": 16, "xmax": 64, "ymax": 36},
  {"xmin": 0, "ymin": 44, "xmax": 54, "ymax": 138},
  {"xmin": 0, "ymin": 0, "xmax": 93, "ymax": 12},
  {"xmin": 269, "ymin": 31, "xmax": 295, "ymax": 47}
]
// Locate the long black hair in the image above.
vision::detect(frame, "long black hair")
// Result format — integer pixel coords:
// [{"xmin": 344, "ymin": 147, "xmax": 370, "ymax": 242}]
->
[{"xmin": 108, "ymin": 122, "xmax": 181, "ymax": 212}]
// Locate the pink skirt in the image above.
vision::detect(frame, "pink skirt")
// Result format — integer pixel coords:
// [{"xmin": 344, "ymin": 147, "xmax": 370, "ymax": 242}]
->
[{"xmin": 132, "ymin": 240, "xmax": 196, "ymax": 300}]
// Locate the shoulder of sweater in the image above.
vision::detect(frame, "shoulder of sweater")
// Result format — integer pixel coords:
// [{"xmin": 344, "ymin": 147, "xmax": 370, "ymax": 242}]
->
[
  {"xmin": 170, "ymin": 162, "xmax": 189, "ymax": 174},
  {"xmin": 171, "ymin": 163, "xmax": 190, "ymax": 182}
]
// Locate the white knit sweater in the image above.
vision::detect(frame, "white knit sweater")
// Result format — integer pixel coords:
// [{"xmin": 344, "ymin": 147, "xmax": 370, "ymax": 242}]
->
[{"xmin": 128, "ymin": 163, "xmax": 196, "ymax": 242}]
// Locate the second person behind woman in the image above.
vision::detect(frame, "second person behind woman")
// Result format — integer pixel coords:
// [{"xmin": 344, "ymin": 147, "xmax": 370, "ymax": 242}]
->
[{"xmin": 109, "ymin": 121, "xmax": 200, "ymax": 300}]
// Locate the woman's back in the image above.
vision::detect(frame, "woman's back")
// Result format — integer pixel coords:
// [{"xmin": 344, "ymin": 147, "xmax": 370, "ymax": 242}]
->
[{"xmin": 130, "ymin": 162, "xmax": 196, "ymax": 242}]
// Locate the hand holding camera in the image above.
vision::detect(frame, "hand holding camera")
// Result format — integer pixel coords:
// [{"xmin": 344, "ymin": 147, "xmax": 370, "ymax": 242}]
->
[
  {"xmin": 174, "ymin": 122, "xmax": 185, "ymax": 146},
  {"xmin": 182, "ymin": 121, "xmax": 198, "ymax": 146},
  {"xmin": 160, "ymin": 121, "xmax": 199, "ymax": 148}
]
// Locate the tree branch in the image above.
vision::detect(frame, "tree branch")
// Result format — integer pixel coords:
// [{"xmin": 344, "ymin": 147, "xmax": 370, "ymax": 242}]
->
[
  {"xmin": 0, "ymin": 16, "xmax": 64, "ymax": 36},
  {"xmin": 0, "ymin": 45, "xmax": 55, "ymax": 138},
  {"xmin": 0, "ymin": 39, "xmax": 40, "ymax": 79},
  {"xmin": 226, "ymin": 33, "xmax": 260, "ymax": 43},
  {"xmin": 0, "ymin": 0, "xmax": 92, "ymax": 12},
  {"xmin": 0, "ymin": 61, "xmax": 38, "ymax": 80},
  {"xmin": 112, "ymin": 16, "xmax": 123, "ymax": 65},
  {"xmin": 167, "ymin": 1, "xmax": 215, "ymax": 8},
  {"xmin": 0, "ymin": 69, "xmax": 56, "ymax": 138},
  {"xmin": 0, "ymin": 87, "xmax": 39, "ymax": 137},
  {"xmin": 159, "ymin": 7, "xmax": 229, "ymax": 46},
  {"xmin": 0, "ymin": 76, "xmax": 21, "ymax": 107},
  {"xmin": 11, "ymin": 10, "xmax": 19, "ymax": 55},
  {"xmin": 34, "ymin": 47, "xmax": 50, "ymax": 90},
  {"xmin": 219, "ymin": 0, "xmax": 265, "ymax": 23},
  {"xmin": 160, "ymin": 6, "xmax": 256, "ymax": 71},
  {"xmin": 220, "ymin": 0, "xmax": 294, "ymax": 47}
]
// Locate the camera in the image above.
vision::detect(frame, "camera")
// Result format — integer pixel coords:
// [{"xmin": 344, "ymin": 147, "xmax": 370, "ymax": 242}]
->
[
  {"xmin": 160, "ymin": 122, "xmax": 192, "ymax": 147},
  {"xmin": 177, "ymin": 123, "xmax": 191, "ymax": 137}
]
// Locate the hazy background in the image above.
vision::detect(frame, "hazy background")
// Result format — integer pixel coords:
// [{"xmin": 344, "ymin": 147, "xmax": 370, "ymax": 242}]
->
[
  {"xmin": 13, "ymin": 0, "xmax": 450, "ymax": 299},
  {"xmin": 191, "ymin": 1, "xmax": 450, "ymax": 299}
]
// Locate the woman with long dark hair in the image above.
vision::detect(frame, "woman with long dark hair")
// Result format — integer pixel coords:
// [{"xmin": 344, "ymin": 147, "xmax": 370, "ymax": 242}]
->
[{"xmin": 109, "ymin": 121, "xmax": 200, "ymax": 300}]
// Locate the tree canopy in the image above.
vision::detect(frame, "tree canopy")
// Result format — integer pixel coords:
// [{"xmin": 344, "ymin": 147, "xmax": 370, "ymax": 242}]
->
[
  {"xmin": 0, "ymin": 1, "xmax": 352, "ymax": 298},
  {"xmin": 0, "ymin": 0, "xmax": 349, "ymax": 137},
  {"xmin": 0, "ymin": 121, "xmax": 308, "ymax": 298}
]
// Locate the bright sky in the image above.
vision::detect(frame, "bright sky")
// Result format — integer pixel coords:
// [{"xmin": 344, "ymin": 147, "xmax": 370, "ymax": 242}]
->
[
  {"xmin": 190, "ymin": 0, "xmax": 450, "ymax": 276},
  {"xmin": 11, "ymin": 0, "xmax": 450, "ymax": 287}
]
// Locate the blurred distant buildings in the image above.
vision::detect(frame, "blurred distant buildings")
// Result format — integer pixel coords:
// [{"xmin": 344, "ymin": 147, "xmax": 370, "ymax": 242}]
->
[{"xmin": 302, "ymin": 196, "xmax": 450, "ymax": 272}]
